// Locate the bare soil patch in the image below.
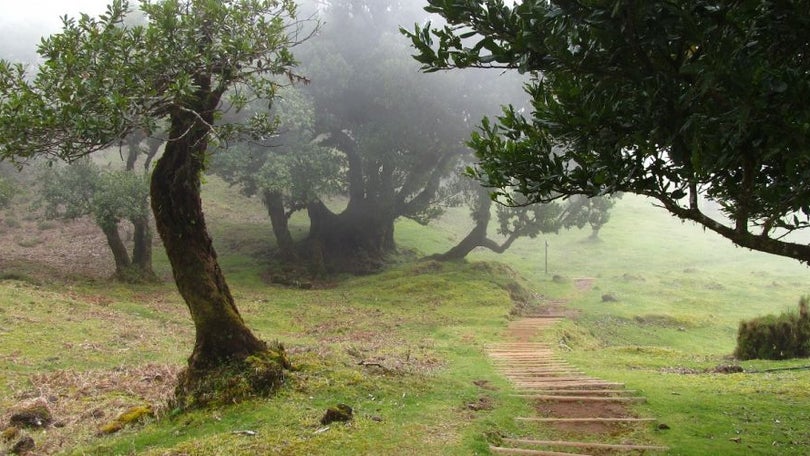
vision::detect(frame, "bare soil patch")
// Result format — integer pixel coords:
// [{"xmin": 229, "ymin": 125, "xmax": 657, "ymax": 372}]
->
[
  {"xmin": 534, "ymin": 400, "xmax": 633, "ymax": 434},
  {"xmin": 0, "ymin": 215, "xmax": 116, "ymax": 281}
]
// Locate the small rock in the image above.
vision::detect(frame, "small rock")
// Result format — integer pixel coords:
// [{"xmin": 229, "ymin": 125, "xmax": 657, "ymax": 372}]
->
[
  {"xmin": 601, "ymin": 293, "xmax": 618, "ymax": 302},
  {"xmin": 472, "ymin": 379, "xmax": 497, "ymax": 390},
  {"xmin": 320, "ymin": 404, "xmax": 353, "ymax": 425},
  {"xmin": 730, "ymin": 436, "xmax": 742, "ymax": 443},
  {"xmin": 466, "ymin": 396, "xmax": 494, "ymax": 411},
  {"xmin": 370, "ymin": 415, "xmax": 383, "ymax": 422},
  {"xmin": 657, "ymin": 423, "xmax": 671, "ymax": 430},
  {"xmin": 10, "ymin": 436, "xmax": 35, "ymax": 455}
]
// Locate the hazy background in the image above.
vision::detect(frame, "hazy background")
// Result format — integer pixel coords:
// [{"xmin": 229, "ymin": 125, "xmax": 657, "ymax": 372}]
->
[{"xmin": 0, "ymin": 0, "xmax": 111, "ymax": 62}]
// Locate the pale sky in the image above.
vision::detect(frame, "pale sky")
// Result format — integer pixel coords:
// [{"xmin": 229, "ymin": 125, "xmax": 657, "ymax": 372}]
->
[{"xmin": 0, "ymin": 0, "xmax": 113, "ymax": 61}]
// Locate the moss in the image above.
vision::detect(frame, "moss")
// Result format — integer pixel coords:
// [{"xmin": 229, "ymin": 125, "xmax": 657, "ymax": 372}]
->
[
  {"xmin": 320, "ymin": 404, "xmax": 353, "ymax": 425},
  {"xmin": 1, "ymin": 426, "xmax": 20, "ymax": 442},
  {"xmin": 173, "ymin": 342, "xmax": 290, "ymax": 410},
  {"xmin": 98, "ymin": 405, "xmax": 154, "ymax": 435},
  {"xmin": 9, "ymin": 403, "xmax": 53, "ymax": 428}
]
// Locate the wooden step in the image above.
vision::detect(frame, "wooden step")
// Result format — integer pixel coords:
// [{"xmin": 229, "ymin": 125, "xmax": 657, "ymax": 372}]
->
[
  {"xmin": 490, "ymin": 446, "xmax": 592, "ymax": 456},
  {"xmin": 512, "ymin": 389, "xmax": 636, "ymax": 396},
  {"xmin": 516, "ymin": 417, "xmax": 656, "ymax": 423},
  {"xmin": 503, "ymin": 438, "xmax": 668, "ymax": 452},
  {"xmin": 518, "ymin": 395, "xmax": 646, "ymax": 403},
  {"xmin": 513, "ymin": 382, "xmax": 625, "ymax": 389}
]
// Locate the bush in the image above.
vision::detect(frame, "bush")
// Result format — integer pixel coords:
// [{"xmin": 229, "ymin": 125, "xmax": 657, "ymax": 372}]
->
[{"xmin": 734, "ymin": 298, "xmax": 810, "ymax": 360}]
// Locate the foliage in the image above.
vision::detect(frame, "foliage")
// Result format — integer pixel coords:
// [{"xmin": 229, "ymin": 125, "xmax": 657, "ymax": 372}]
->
[
  {"xmin": 404, "ymin": 0, "xmax": 810, "ymax": 263},
  {"xmin": 211, "ymin": 86, "xmax": 344, "ymax": 213},
  {"xmin": 735, "ymin": 298, "xmax": 810, "ymax": 360},
  {"xmin": 0, "ymin": 0, "xmax": 305, "ymax": 164},
  {"xmin": 38, "ymin": 159, "xmax": 149, "ymax": 231}
]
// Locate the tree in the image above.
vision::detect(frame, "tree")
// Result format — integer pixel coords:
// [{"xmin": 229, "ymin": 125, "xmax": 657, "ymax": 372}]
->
[
  {"xmin": 290, "ymin": 0, "xmax": 484, "ymax": 273},
  {"xmin": 37, "ymin": 158, "xmax": 156, "ymax": 281},
  {"xmin": 433, "ymin": 171, "xmax": 615, "ymax": 261},
  {"xmin": 405, "ymin": 1, "xmax": 810, "ymax": 263},
  {"xmin": 0, "ymin": 0, "xmax": 307, "ymax": 406},
  {"xmin": 210, "ymin": 86, "xmax": 344, "ymax": 263}
]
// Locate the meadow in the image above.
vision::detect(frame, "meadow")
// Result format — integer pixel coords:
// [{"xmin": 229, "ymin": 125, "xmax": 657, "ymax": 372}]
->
[{"xmin": 1, "ymin": 177, "xmax": 808, "ymax": 455}]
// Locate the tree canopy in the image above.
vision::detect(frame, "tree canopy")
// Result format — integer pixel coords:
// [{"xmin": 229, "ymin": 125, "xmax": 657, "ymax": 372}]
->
[
  {"xmin": 0, "ymin": 0, "xmax": 307, "ymax": 406},
  {"xmin": 405, "ymin": 0, "xmax": 810, "ymax": 263}
]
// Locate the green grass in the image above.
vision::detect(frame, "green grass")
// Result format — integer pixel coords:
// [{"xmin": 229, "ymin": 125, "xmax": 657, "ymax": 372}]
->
[
  {"xmin": 463, "ymin": 195, "xmax": 810, "ymax": 455},
  {"xmin": 1, "ymin": 184, "xmax": 809, "ymax": 455}
]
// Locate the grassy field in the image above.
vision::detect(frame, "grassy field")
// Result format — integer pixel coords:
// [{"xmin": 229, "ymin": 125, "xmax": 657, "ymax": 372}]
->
[{"xmin": 1, "ymin": 178, "xmax": 809, "ymax": 455}]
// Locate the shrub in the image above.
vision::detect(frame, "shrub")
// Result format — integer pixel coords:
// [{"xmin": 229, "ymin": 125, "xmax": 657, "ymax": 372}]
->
[{"xmin": 734, "ymin": 297, "xmax": 810, "ymax": 360}]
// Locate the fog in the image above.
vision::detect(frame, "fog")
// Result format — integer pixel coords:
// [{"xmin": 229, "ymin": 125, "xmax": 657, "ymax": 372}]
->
[{"xmin": 0, "ymin": 0, "xmax": 110, "ymax": 62}]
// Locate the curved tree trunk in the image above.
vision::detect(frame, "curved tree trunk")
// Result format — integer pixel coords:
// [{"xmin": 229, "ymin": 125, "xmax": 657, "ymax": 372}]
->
[
  {"xmin": 100, "ymin": 222, "xmax": 132, "ymax": 274},
  {"xmin": 131, "ymin": 214, "xmax": 156, "ymax": 278},
  {"xmin": 263, "ymin": 189, "xmax": 296, "ymax": 260},
  {"xmin": 432, "ymin": 185, "xmax": 518, "ymax": 261},
  {"xmin": 151, "ymin": 106, "xmax": 266, "ymax": 373},
  {"xmin": 307, "ymin": 199, "xmax": 395, "ymax": 273}
]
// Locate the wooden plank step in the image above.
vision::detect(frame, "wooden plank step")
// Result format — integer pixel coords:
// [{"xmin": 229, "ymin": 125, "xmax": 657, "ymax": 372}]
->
[
  {"xmin": 490, "ymin": 446, "xmax": 592, "ymax": 456},
  {"xmin": 503, "ymin": 438, "xmax": 669, "ymax": 451},
  {"xmin": 512, "ymin": 389, "xmax": 637, "ymax": 395},
  {"xmin": 494, "ymin": 362, "xmax": 569, "ymax": 366},
  {"xmin": 518, "ymin": 395, "xmax": 646, "ymax": 403},
  {"xmin": 513, "ymin": 376, "xmax": 593, "ymax": 383},
  {"xmin": 516, "ymin": 383, "xmax": 626, "ymax": 390},
  {"xmin": 504, "ymin": 372, "xmax": 585, "ymax": 376},
  {"xmin": 492, "ymin": 359, "xmax": 570, "ymax": 368},
  {"xmin": 513, "ymin": 382, "xmax": 625, "ymax": 389},
  {"xmin": 516, "ymin": 417, "xmax": 656, "ymax": 423}
]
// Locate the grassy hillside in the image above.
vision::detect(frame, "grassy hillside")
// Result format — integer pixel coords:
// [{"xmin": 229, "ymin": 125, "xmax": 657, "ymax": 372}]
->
[{"xmin": 1, "ymin": 178, "xmax": 808, "ymax": 455}]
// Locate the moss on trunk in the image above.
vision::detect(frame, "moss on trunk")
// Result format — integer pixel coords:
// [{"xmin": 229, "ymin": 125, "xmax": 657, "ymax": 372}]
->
[{"xmin": 150, "ymin": 91, "xmax": 285, "ymax": 408}]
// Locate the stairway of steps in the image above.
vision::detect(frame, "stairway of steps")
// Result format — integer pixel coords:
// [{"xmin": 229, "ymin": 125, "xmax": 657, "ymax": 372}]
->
[{"xmin": 488, "ymin": 316, "xmax": 668, "ymax": 455}]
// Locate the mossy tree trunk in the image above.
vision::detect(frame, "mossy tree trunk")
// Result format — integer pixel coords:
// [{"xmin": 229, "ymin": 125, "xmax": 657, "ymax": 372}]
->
[
  {"xmin": 306, "ymin": 199, "xmax": 395, "ymax": 273},
  {"xmin": 124, "ymin": 128, "xmax": 159, "ymax": 281},
  {"xmin": 131, "ymin": 214, "xmax": 155, "ymax": 279},
  {"xmin": 263, "ymin": 189, "xmax": 297, "ymax": 261},
  {"xmin": 100, "ymin": 222, "xmax": 132, "ymax": 274},
  {"xmin": 150, "ymin": 85, "xmax": 267, "ymax": 375},
  {"xmin": 432, "ymin": 185, "xmax": 518, "ymax": 261}
]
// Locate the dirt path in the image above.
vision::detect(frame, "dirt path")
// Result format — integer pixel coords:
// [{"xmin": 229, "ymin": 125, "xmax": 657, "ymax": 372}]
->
[{"xmin": 488, "ymin": 281, "xmax": 668, "ymax": 455}]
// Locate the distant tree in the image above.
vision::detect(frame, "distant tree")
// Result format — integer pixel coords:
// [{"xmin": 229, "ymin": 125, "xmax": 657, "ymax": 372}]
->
[
  {"xmin": 211, "ymin": 87, "xmax": 344, "ymax": 262},
  {"xmin": 38, "ymin": 158, "xmax": 155, "ymax": 281},
  {"xmin": 0, "ymin": 0, "xmax": 307, "ymax": 406},
  {"xmin": 563, "ymin": 194, "xmax": 618, "ymax": 241},
  {"xmin": 405, "ymin": 1, "xmax": 810, "ymax": 264},
  {"xmin": 289, "ymin": 0, "xmax": 520, "ymax": 273},
  {"xmin": 433, "ymin": 172, "xmax": 615, "ymax": 261}
]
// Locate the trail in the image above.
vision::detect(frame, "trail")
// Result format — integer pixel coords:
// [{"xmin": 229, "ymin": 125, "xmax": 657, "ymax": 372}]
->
[{"xmin": 488, "ymin": 280, "xmax": 668, "ymax": 455}]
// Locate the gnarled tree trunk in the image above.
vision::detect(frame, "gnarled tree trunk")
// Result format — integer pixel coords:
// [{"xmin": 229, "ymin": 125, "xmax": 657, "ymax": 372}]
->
[
  {"xmin": 263, "ymin": 189, "xmax": 297, "ymax": 261},
  {"xmin": 100, "ymin": 222, "xmax": 132, "ymax": 274},
  {"xmin": 131, "ymin": 215, "xmax": 155, "ymax": 278},
  {"xmin": 151, "ymin": 101, "xmax": 266, "ymax": 374},
  {"xmin": 432, "ymin": 185, "xmax": 518, "ymax": 261},
  {"xmin": 307, "ymin": 199, "xmax": 395, "ymax": 274}
]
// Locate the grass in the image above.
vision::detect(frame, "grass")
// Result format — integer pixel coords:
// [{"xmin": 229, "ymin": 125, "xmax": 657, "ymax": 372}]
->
[
  {"xmin": 1, "ymin": 180, "xmax": 809, "ymax": 455},
  {"xmin": 468, "ymin": 195, "xmax": 810, "ymax": 455}
]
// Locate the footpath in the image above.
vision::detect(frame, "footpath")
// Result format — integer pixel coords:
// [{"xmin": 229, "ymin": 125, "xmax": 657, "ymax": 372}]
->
[{"xmin": 487, "ymin": 307, "xmax": 669, "ymax": 455}]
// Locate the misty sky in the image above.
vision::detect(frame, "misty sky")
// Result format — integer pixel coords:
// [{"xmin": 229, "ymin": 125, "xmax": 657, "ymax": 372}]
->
[{"xmin": 0, "ymin": 0, "xmax": 111, "ymax": 61}]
